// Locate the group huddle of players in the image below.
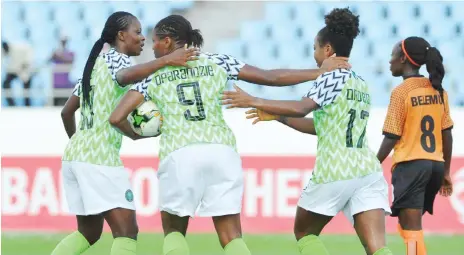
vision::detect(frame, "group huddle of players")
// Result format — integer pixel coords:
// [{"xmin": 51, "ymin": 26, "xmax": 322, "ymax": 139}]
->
[{"xmin": 53, "ymin": 7, "xmax": 453, "ymax": 255}]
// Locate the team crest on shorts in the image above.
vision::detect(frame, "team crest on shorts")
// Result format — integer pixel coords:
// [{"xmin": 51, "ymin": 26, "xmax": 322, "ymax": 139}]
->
[{"xmin": 125, "ymin": 189, "xmax": 134, "ymax": 202}]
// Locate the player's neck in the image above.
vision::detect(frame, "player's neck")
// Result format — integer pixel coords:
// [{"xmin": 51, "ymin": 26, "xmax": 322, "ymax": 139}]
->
[{"xmin": 402, "ymin": 69, "xmax": 420, "ymax": 80}]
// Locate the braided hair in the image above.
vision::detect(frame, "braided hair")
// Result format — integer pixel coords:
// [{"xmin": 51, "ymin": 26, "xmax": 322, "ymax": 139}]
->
[
  {"xmin": 317, "ymin": 8, "xmax": 360, "ymax": 57},
  {"xmin": 81, "ymin": 11, "xmax": 135, "ymax": 110},
  {"xmin": 154, "ymin": 15, "xmax": 204, "ymax": 48},
  {"xmin": 400, "ymin": 36, "xmax": 445, "ymax": 99}
]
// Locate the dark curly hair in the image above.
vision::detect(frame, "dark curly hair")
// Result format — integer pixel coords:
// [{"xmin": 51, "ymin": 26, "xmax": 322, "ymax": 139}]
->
[
  {"xmin": 155, "ymin": 15, "xmax": 204, "ymax": 47},
  {"xmin": 317, "ymin": 8, "xmax": 360, "ymax": 57}
]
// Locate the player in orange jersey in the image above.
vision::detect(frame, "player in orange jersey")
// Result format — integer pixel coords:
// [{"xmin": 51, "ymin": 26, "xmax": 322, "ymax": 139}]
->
[{"xmin": 376, "ymin": 36, "xmax": 454, "ymax": 255}]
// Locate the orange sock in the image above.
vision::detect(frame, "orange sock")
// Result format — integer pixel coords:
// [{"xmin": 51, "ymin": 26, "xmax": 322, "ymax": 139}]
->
[
  {"xmin": 402, "ymin": 230, "xmax": 426, "ymax": 255},
  {"xmin": 397, "ymin": 224, "xmax": 405, "ymax": 239}
]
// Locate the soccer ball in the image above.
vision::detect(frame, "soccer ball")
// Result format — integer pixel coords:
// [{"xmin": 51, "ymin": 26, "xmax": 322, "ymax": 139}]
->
[{"xmin": 127, "ymin": 100, "xmax": 163, "ymax": 137}]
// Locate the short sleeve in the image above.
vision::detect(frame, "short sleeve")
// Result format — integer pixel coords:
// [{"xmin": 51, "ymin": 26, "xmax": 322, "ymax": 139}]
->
[
  {"xmin": 442, "ymin": 92, "xmax": 454, "ymax": 130},
  {"xmin": 206, "ymin": 53, "xmax": 245, "ymax": 80},
  {"xmin": 305, "ymin": 69, "xmax": 349, "ymax": 107},
  {"xmin": 130, "ymin": 76, "xmax": 152, "ymax": 101},
  {"xmin": 104, "ymin": 49, "xmax": 132, "ymax": 84},
  {"xmin": 72, "ymin": 79, "xmax": 81, "ymax": 97},
  {"xmin": 383, "ymin": 88, "xmax": 406, "ymax": 138}
]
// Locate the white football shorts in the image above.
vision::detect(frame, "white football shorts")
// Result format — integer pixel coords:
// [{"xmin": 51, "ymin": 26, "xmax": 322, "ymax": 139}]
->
[
  {"xmin": 157, "ymin": 143, "xmax": 244, "ymax": 217},
  {"xmin": 61, "ymin": 161, "xmax": 135, "ymax": 215},
  {"xmin": 298, "ymin": 171, "xmax": 391, "ymax": 225}
]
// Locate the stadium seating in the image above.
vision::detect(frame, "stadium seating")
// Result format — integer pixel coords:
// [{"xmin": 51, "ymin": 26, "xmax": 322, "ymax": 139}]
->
[
  {"xmin": 1, "ymin": 1, "xmax": 464, "ymax": 106},
  {"xmin": 216, "ymin": 1, "xmax": 464, "ymax": 106}
]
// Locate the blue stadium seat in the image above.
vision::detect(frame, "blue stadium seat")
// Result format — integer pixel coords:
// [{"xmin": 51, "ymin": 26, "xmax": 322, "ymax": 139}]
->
[
  {"xmin": 51, "ymin": 1, "xmax": 82, "ymax": 27},
  {"xmin": 276, "ymin": 41, "xmax": 311, "ymax": 63},
  {"xmin": 450, "ymin": 1, "xmax": 464, "ymax": 22},
  {"xmin": 81, "ymin": 1, "xmax": 112, "ymax": 25},
  {"xmin": 215, "ymin": 40, "xmax": 246, "ymax": 59},
  {"xmin": 239, "ymin": 21, "xmax": 270, "ymax": 42},
  {"xmin": 23, "ymin": 1, "xmax": 52, "ymax": 27},
  {"xmin": 418, "ymin": 2, "xmax": 452, "ymax": 21},
  {"xmin": 361, "ymin": 20, "xmax": 395, "ymax": 40},
  {"xmin": 2, "ymin": 1, "xmax": 23, "ymax": 24},
  {"xmin": 385, "ymin": 2, "xmax": 419, "ymax": 23},
  {"xmin": 425, "ymin": 20, "xmax": 460, "ymax": 40},
  {"xmin": 271, "ymin": 25, "xmax": 299, "ymax": 40},
  {"xmin": 293, "ymin": 2, "xmax": 324, "ymax": 24},
  {"xmin": 2, "ymin": 22, "xmax": 28, "ymax": 42},
  {"xmin": 298, "ymin": 19, "xmax": 326, "ymax": 41},
  {"xmin": 394, "ymin": 20, "xmax": 427, "ymax": 39},
  {"xmin": 138, "ymin": 1, "xmax": 171, "ymax": 27},
  {"xmin": 264, "ymin": 2, "xmax": 293, "ymax": 24},
  {"xmin": 350, "ymin": 2, "xmax": 386, "ymax": 23},
  {"xmin": 111, "ymin": 1, "xmax": 142, "ymax": 18},
  {"xmin": 169, "ymin": 0, "xmax": 194, "ymax": 10},
  {"xmin": 351, "ymin": 38, "xmax": 372, "ymax": 59}
]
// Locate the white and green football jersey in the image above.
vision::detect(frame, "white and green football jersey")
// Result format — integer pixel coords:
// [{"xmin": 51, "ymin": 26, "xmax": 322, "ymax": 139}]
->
[
  {"xmin": 131, "ymin": 53, "xmax": 245, "ymax": 160},
  {"xmin": 62, "ymin": 48, "xmax": 132, "ymax": 166},
  {"xmin": 306, "ymin": 69, "xmax": 382, "ymax": 184}
]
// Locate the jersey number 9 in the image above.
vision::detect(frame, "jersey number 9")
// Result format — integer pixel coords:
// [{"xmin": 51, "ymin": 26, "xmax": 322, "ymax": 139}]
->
[{"xmin": 176, "ymin": 82, "xmax": 206, "ymax": 121}]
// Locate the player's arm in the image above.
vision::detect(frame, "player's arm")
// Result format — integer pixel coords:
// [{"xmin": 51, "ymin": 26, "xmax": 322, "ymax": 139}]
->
[
  {"xmin": 377, "ymin": 88, "xmax": 406, "ymax": 163},
  {"xmin": 223, "ymin": 85, "xmax": 317, "ymax": 117},
  {"xmin": 278, "ymin": 116, "xmax": 317, "ymax": 135},
  {"xmin": 61, "ymin": 81, "xmax": 81, "ymax": 138},
  {"xmin": 442, "ymin": 129, "xmax": 453, "ymax": 177},
  {"xmin": 245, "ymin": 109, "xmax": 317, "ymax": 135},
  {"xmin": 115, "ymin": 45, "xmax": 200, "ymax": 86},
  {"xmin": 109, "ymin": 90, "xmax": 146, "ymax": 140},
  {"xmin": 238, "ymin": 56, "xmax": 350, "ymax": 86}
]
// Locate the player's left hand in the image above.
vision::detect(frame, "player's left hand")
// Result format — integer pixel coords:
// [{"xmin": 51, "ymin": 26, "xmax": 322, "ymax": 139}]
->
[
  {"xmin": 440, "ymin": 174, "xmax": 453, "ymax": 197},
  {"xmin": 245, "ymin": 109, "xmax": 278, "ymax": 125},
  {"xmin": 222, "ymin": 84, "xmax": 256, "ymax": 109}
]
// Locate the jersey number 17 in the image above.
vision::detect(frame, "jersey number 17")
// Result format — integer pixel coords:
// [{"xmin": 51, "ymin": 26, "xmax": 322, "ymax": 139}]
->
[
  {"xmin": 176, "ymin": 82, "xmax": 206, "ymax": 121},
  {"xmin": 346, "ymin": 109, "xmax": 369, "ymax": 148}
]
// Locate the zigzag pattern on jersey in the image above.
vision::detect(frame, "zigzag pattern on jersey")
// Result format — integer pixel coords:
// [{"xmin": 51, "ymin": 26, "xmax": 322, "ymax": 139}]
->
[
  {"xmin": 63, "ymin": 52, "xmax": 131, "ymax": 167},
  {"xmin": 203, "ymin": 52, "xmax": 245, "ymax": 80},
  {"xmin": 306, "ymin": 69, "xmax": 351, "ymax": 107},
  {"xmin": 132, "ymin": 54, "xmax": 242, "ymax": 160},
  {"xmin": 310, "ymin": 70, "xmax": 382, "ymax": 184}
]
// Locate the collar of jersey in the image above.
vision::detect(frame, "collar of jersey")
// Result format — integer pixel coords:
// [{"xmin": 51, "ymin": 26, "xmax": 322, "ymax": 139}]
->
[{"xmin": 108, "ymin": 47, "xmax": 129, "ymax": 58}]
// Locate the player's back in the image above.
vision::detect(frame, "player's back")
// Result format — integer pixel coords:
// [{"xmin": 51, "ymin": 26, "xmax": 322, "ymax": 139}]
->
[
  {"xmin": 63, "ymin": 49, "xmax": 131, "ymax": 166},
  {"xmin": 310, "ymin": 69, "xmax": 382, "ymax": 184},
  {"xmin": 384, "ymin": 77, "xmax": 453, "ymax": 167},
  {"xmin": 137, "ymin": 53, "xmax": 242, "ymax": 160}
]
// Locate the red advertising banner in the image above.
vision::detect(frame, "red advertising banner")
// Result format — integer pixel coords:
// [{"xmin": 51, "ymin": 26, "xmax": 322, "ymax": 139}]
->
[{"xmin": 2, "ymin": 156, "xmax": 464, "ymax": 234}]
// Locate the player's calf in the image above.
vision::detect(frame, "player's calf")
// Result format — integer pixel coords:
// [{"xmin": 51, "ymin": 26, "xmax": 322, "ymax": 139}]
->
[
  {"xmin": 213, "ymin": 214, "xmax": 251, "ymax": 255},
  {"xmin": 398, "ymin": 209, "xmax": 426, "ymax": 255},
  {"xmin": 104, "ymin": 208, "xmax": 139, "ymax": 255}
]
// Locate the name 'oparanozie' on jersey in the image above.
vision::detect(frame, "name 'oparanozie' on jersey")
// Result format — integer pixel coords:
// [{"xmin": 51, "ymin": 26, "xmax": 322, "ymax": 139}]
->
[{"xmin": 150, "ymin": 65, "xmax": 215, "ymax": 86}]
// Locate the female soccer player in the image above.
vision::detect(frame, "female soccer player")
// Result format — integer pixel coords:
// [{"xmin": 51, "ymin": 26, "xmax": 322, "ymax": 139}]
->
[
  {"xmin": 53, "ymin": 12, "xmax": 199, "ymax": 255},
  {"xmin": 223, "ymin": 8, "xmax": 393, "ymax": 255},
  {"xmin": 109, "ymin": 14, "xmax": 348, "ymax": 255},
  {"xmin": 377, "ymin": 36, "xmax": 453, "ymax": 255}
]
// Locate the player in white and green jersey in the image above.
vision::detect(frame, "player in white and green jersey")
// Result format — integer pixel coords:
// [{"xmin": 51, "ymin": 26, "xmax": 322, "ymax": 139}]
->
[
  {"xmin": 109, "ymin": 14, "xmax": 349, "ymax": 255},
  {"xmin": 223, "ymin": 8, "xmax": 393, "ymax": 255},
  {"xmin": 53, "ymin": 12, "xmax": 199, "ymax": 255}
]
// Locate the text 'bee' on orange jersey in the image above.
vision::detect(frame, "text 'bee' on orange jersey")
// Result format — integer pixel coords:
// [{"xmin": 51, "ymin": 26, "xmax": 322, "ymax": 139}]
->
[{"xmin": 382, "ymin": 77, "xmax": 454, "ymax": 169}]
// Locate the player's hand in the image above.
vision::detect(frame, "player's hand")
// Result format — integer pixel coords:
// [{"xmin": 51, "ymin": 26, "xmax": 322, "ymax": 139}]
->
[
  {"xmin": 245, "ymin": 108, "xmax": 278, "ymax": 125},
  {"xmin": 440, "ymin": 174, "xmax": 453, "ymax": 197},
  {"xmin": 320, "ymin": 53, "xmax": 351, "ymax": 73},
  {"xmin": 163, "ymin": 44, "xmax": 200, "ymax": 67},
  {"xmin": 222, "ymin": 84, "xmax": 256, "ymax": 109}
]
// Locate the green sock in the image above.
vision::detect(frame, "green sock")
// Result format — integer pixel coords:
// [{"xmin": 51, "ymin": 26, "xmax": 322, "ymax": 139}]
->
[
  {"xmin": 51, "ymin": 231, "xmax": 90, "ymax": 255},
  {"xmin": 373, "ymin": 247, "xmax": 393, "ymax": 255},
  {"xmin": 297, "ymin": 235, "xmax": 329, "ymax": 255},
  {"xmin": 110, "ymin": 237, "xmax": 136, "ymax": 255},
  {"xmin": 163, "ymin": 232, "xmax": 189, "ymax": 255},
  {"xmin": 224, "ymin": 238, "xmax": 251, "ymax": 255}
]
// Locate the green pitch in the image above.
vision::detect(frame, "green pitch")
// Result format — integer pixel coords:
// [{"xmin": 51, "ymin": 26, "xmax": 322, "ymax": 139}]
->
[{"xmin": 2, "ymin": 233, "xmax": 463, "ymax": 255}]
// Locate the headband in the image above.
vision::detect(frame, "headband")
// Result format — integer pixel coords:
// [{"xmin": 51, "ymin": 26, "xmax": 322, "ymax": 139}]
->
[{"xmin": 401, "ymin": 40, "xmax": 420, "ymax": 67}]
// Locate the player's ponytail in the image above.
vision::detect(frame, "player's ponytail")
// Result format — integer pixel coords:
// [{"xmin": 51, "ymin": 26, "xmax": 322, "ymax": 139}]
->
[
  {"xmin": 425, "ymin": 47, "xmax": 445, "ymax": 100},
  {"xmin": 81, "ymin": 11, "xmax": 135, "ymax": 110},
  {"xmin": 402, "ymin": 37, "xmax": 446, "ymax": 103},
  {"xmin": 190, "ymin": 29, "xmax": 204, "ymax": 47},
  {"xmin": 155, "ymin": 15, "xmax": 205, "ymax": 48}
]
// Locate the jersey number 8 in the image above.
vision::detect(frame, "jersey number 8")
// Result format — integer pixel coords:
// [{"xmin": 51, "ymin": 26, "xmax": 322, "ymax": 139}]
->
[{"xmin": 176, "ymin": 82, "xmax": 206, "ymax": 121}]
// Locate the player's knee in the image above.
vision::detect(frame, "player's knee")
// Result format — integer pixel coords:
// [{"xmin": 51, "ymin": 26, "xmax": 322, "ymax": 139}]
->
[
  {"xmin": 112, "ymin": 223, "xmax": 139, "ymax": 240},
  {"xmin": 78, "ymin": 229, "xmax": 102, "ymax": 245}
]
